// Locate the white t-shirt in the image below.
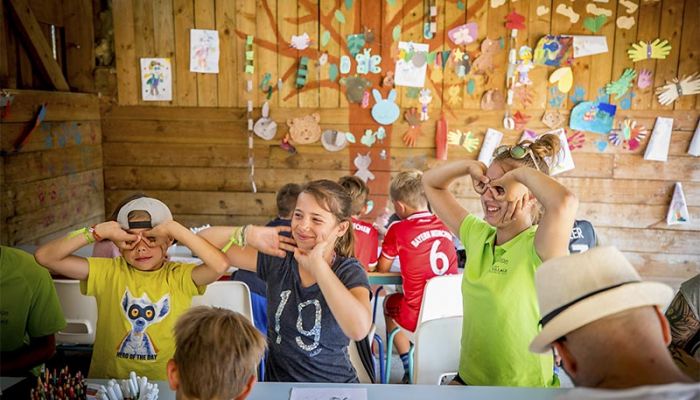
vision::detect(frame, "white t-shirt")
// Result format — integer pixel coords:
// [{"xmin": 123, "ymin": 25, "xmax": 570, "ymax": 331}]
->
[{"xmin": 557, "ymin": 383, "xmax": 700, "ymax": 400}]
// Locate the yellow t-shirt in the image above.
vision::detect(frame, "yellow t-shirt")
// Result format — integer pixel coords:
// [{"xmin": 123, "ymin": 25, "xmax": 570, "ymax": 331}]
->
[{"xmin": 81, "ymin": 257, "xmax": 204, "ymax": 380}]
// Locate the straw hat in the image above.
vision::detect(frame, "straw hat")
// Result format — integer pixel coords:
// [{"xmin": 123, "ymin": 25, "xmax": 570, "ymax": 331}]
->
[{"xmin": 529, "ymin": 246, "xmax": 673, "ymax": 354}]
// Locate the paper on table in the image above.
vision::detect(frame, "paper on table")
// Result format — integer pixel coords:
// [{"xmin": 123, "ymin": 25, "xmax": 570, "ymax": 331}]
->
[
  {"xmin": 394, "ymin": 42, "xmax": 429, "ymax": 88},
  {"xmin": 643, "ymin": 117, "xmax": 674, "ymax": 162},
  {"xmin": 667, "ymin": 182, "xmax": 690, "ymax": 225},
  {"xmin": 688, "ymin": 119, "xmax": 700, "ymax": 157},
  {"xmin": 290, "ymin": 387, "xmax": 368, "ymax": 400},
  {"xmin": 477, "ymin": 128, "xmax": 504, "ymax": 166},
  {"xmin": 569, "ymin": 35, "xmax": 608, "ymax": 58}
]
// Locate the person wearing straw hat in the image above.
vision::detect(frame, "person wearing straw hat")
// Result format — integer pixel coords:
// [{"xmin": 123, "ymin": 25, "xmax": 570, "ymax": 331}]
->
[{"xmin": 530, "ymin": 246, "xmax": 699, "ymax": 398}]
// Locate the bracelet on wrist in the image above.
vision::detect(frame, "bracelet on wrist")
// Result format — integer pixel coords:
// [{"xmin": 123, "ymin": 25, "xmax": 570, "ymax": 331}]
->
[
  {"xmin": 89, "ymin": 225, "xmax": 102, "ymax": 242},
  {"xmin": 221, "ymin": 225, "xmax": 248, "ymax": 253},
  {"xmin": 68, "ymin": 227, "xmax": 95, "ymax": 244}
]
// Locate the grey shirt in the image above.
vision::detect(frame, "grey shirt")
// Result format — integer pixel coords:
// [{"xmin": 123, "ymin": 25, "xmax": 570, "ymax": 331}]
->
[{"xmin": 257, "ymin": 251, "xmax": 370, "ymax": 382}]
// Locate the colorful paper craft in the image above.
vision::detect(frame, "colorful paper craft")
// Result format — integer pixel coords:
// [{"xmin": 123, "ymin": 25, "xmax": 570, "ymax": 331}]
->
[
  {"xmin": 356, "ymin": 48, "xmax": 381, "ymax": 74},
  {"xmin": 394, "ymin": 42, "xmax": 429, "ymax": 88},
  {"xmin": 585, "ymin": 3, "xmax": 612, "ymax": 17},
  {"xmin": 628, "ymin": 39, "xmax": 671, "ymax": 62},
  {"xmin": 354, "ymin": 152, "xmax": 375, "ymax": 183},
  {"xmin": 656, "ymin": 73, "xmax": 700, "ymax": 106},
  {"xmin": 447, "ymin": 129, "xmax": 480, "ymax": 152},
  {"xmin": 549, "ymin": 67, "xmax": 574, "ymax": 93},
  {"xmin": 286, "ymin": 113, "xmax": 321, "ymax": 145},
  {"xmin": 556, "ymin": 4, "xmax": 580, "ymax": 23},
  {"xmin": 402, "ymin": 108, "xmax": 423, "ymax": 147},
  {"xmin": 419, "ymin": 89, "xmax": 432, "ymax": 121},
  {"xmin": 608, "ymin": 119, "xmax": 647, "ymax": 151},
  {"xmin": 569, "ymin": 101, "xmax": 617, "ymax": 134},
  {"xmin": 644, "ymin": 116, "xmax": 673, "ymax": 162},
  {"xmin": 605, "ymin": 68, "xmax": 636, "ymax": 100},
  {"xmin": 343, "ymin": 76, "xmax": 372, "ymax": 103},
  {"xmin": 296, "ymin": 57, "xmax": 309, "ymax": 88},
  {"xmin": 481, "ymin": 89, "xmax": 504, "ymax": 110},
  {"xmin": 478, "ymin": 128, "xmax": 504, "ymax": 166},
  {"xmin": 616, "ymin": 16, "xmax": 635, "ymax": 30},
  {"xmin": 637, "ymin": 69, "xmax": 653, "ymax": 89},
  {"xmin": 505, "ymin": 11, "xmax": 526, "ymax": 30},
  {"xmin": 340, "ymin": 56, "xmax": 351, "ymax": 74},
  {"xmin": 371, "ymin": 89, "xmax": 400, "ymax": 125},
  {"xmin": 190, "ymin": 29, "xmax": 220, "ymax": 73},
  {"xmin": 448, "ymin": 23, "xmax": 478, "ymax": 45},
  {"xmin": 347, "ymin": 34, "xmax": 365, "ymax": 57},
  {"xmin": 140, "ymin": 58, "xmax": 172, "ymax": 101},
  {"xmin": 533, "ymin": 35, "xmax": 573, "ymax": 67},
  {"xmin": 448, "ymin": 85, "xmax": 462, "ymax": 105},
  {"xmin": 536, "ymin": 5, "xmax": 549, "ymax": 16},
  {"xmin": 667, "ymin": 182, "xmax": 690, "ymax": 225},
  {"xmin": 472, "ymin": 38, "xmax": 500, "ymax": 74},
  {"xmin": 567, "ymin": 130, "xmax": 586, "ymax": 151},
  {"xmin": 571, "ymin": 35, "xmax": 608, "ymax": 58},
  {"xmin": 583, "ymin": 15, "xmax": 607, "ymax": 34}
]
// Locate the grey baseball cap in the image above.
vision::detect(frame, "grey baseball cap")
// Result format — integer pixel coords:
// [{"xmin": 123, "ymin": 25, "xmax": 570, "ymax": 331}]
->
[{"xmin": 116, "ymin": 197, "xmax": 173, "ymax": 229}]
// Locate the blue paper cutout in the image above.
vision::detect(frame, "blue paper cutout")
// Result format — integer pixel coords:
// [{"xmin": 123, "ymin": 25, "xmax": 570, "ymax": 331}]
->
[
  {"xmin": 570, "ymin": 101, "xmax": 617, "ymax": 134},
  {"xmin": 548, "ymin": 86, "xmax": 564, "ymax": 108},
  {"xmin": 371, "ymin": 89, "xmax": 400, "ymax": 125},
  {"xmin": 618, "ymin": 91, "xmax": 635, "ymax": 111},
  {"xmin": 329, "ymin": 64, "xmax": 339, "ymax": 82},
  {"xmin": 340, "ymin": 56, "xmax": 351, "ymax": 74},
  {"xmin": 569, "ymin": 85, "xmax": 586, "ymax": 105}
]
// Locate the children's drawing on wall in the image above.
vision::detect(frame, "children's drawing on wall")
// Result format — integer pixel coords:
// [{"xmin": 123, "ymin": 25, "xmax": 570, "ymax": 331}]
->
[
  {"xmin": 569, "ymin": 101, "xmax": 616, "ymax": 134},
  {"xmin": 140, "ymin": 58, "xmax": 172, "ymax": 101},
  {"xmin": 667, "ymin": 182, "xmax": 690, "ymax": 225},
  {"xmin": 533, "ymin": 35, "xmax": 573, "ymax": 67},
  {"xmin": 190, "ymin": 29, "xmax": 220, "ymax": 73},
  {"xmin": 394, "ymin": 42, "xmax": 430, "ymax": 87}
]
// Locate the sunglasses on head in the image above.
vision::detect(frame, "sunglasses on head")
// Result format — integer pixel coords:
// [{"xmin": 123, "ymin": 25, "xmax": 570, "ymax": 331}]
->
[{"xmin": 493, "ymin": 144, "xmax": 541, "ymax": 172}]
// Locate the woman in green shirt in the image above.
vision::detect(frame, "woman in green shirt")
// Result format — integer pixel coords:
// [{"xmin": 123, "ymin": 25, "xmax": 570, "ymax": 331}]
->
[{"xmin": 423, "ymin": 134, "xmax": 578, "ymax": 387}]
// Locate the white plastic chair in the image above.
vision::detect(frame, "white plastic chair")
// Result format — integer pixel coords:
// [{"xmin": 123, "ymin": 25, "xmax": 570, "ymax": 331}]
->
[
  {"xmin": 191, "ymin": 281, "xmax": 254, "ymax": 323},
  {"xmin": 348, "ymin": 324, "xmax": 378, "ymax": 383},
  {"xmin": 412, "ymin": 316, "xmax": 463, "ymax": 384},
  {"xmin": 53, "ymin": 279, "xmax": 98, "ymax": 345},
  {"xmin": 384, "ymin": 274, "xmax": 463, "ymax": 383}
]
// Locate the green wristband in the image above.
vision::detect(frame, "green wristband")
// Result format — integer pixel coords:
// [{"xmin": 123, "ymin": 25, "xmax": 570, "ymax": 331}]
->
[
  {"xmin": 68, "ymin": 227, "xmax": 95, "ymax": 244},
  {"xmin": 221, "ymin": 225, "xmax": 247, "ymax": 253}
]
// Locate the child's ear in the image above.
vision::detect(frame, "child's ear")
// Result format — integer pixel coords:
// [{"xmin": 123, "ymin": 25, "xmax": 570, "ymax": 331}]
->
[
  {"xmin": 166, "ymin": 359, "xmax": 179, "ymax": 391},
  {"xmin": 234, "ymin": 374, "xmax": 257, "ymax": 400},
  {"xmin": 337, "ymin": 220, "xmax": 350, "ymax": 237}
]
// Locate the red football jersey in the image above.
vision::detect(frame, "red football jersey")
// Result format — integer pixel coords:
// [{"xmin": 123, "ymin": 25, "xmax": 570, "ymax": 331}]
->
[
  {"xmin": 381, "ymin": 211, "xmax": 458, "ymax": 329},
  {"xmin": 351, "ymin": 217, "xmax": 379, "ymax": 271}
]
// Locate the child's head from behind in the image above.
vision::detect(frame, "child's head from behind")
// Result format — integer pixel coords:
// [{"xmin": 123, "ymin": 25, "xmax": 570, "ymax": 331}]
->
[
  {"xmin": 276, "ymin": 183, "xmax": 302, "ymax": 219},
  {"xmin": 293, "ymin": 180, "xmax": 354, "ymax": 257},
  {"xmin": 168, "ymin": 306, "xmax": 266, "ymax": 400},
  {"xmin": 116, "ymin": 197, "xmax": 174, "ymax": 271},
  {"xmin": 390, "ymin": 170, "xmax": 428, "ymax": 219},
  {"xmin": 482, "ymin": 134, "xmax": 560, "ymax": 227},
  {"xmin": 338, "ymin": 175, "xmax": 370, "ymax": 217}
]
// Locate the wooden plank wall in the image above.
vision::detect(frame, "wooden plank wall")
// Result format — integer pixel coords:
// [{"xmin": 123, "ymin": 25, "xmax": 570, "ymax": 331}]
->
[
  {"xmin": 104, "ymin": 0, "xmax": 700, "ymax": 284},
  {"xmin": 1, "ymin": 90, "xmax": 105, "ymax": 245}
]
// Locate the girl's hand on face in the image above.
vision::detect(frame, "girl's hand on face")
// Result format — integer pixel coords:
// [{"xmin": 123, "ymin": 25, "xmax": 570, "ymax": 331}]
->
[
  {"xmin": 247, "ymin": 225, "xmax": 297, "ymax": 257},
  {"xmin": 489, "ymin": 170, "xmax": 529, "ymax": 203},
  {"xmin": 468, "ymin": 162, "xmax": 490, "ymax": 195},
  {"xmin": 293, "ymin": 231, "xmax": 336, "ymax": 277}
]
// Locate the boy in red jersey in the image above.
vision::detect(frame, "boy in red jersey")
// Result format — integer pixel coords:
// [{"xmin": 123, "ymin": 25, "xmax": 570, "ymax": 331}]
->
[
  {"xmin": 338, "ymin": 176, "xmax": 379, "ymax": 271},
  {"xmin": 377, "ymin": 170, "xmax": 458, "ymax": 382}
]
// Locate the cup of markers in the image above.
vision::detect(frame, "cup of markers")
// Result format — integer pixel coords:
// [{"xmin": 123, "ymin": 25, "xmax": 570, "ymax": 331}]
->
[{"xmin": 87, "ymin": 371, "xmax": 159, "ymax": 400}]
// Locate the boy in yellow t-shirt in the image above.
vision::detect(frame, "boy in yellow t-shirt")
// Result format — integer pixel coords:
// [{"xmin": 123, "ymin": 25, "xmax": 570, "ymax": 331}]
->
[{"xmin": 35, "ymin": 197, "xmax": 286, "ymax": 380}]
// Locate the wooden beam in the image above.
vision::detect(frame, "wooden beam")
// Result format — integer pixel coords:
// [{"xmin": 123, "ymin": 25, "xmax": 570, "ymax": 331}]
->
[
  {"xmin": 6, "ymin": 0, "xmax": 69, "ymax": 91},
  {"xmin": 63, "ymin": 0, "xmax": 95, "ymax": 92}
]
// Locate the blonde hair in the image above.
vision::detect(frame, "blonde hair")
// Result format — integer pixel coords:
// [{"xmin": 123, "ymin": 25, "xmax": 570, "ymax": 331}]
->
[
  {"xmin": 390, "ymin": 170, "xmax": 428, "ymax": 209},
  {"xmin": 301, "ymin": 180, "xmax": 355, "ymax": 258},
  {"xmin": 174, "ymin": 306, "xmax": 266, "ymax": 400},
  {"xmin": 492, "ymin": 134, "xmax": 561, "ymax": 223},
  {"xmin": 338, "ymin": 175, "xmax": 370, "ymax": 215}
]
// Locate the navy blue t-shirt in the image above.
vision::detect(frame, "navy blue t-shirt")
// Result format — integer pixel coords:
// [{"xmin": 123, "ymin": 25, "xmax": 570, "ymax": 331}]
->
[{"xmin": 257, "ymin": 251, "xmax": 370, "ymax": 383}]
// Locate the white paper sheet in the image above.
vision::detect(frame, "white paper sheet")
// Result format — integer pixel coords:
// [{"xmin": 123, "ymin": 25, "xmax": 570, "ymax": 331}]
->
[
  {"xmin": 546, "ymin": 128, "xmax": 576, "ymax": 175},
  {"xmin": 569, "ymin": 35, "xmax": 608, "ymax": 58},
  {"xmin": 688, "ymin": 119, "xmax": 700, "ymax": 156},
  {"xmin": 290, "ymin": 387, "xmax": 368, "ymax": 400},
  {"xmin": 140, "ymin": 58, "xmax": 172, "ymax": 101},
  {"xmin": 394, "ymin": 42, "xmax": 429, "ymax": 88},
  {"xmin": 478, "ymin": 128, "xmax": 504, "ymax": 166},
  {"xmin": 667, "ymin": 182, "xmax": 690, "ymax": 225},
  {"xmin": 190, "ymin": 29, "xmax": 220, "ymax": 73},
  {"xmin": 644, "ymin": 117, "xmax": 674, "ymax": 162}
]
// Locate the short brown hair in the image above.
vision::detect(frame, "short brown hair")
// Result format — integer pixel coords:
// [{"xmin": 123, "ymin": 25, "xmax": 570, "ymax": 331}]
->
[
  {"xmin": 276, "ymin": 183, "xmax": 302, "ymax": 219},
  {"xmin": 390, "ymin": 170, "xmax": 427, "ymax": 209},
  {"xmin": 338, "ymin": 175, "xmax": 369, "ymax": 215},
  {"xmin": 174, "ymin": 306, "xmax": 266, "ymax": 400},
  {"xmin": 301, "ymin": 180, "xmax": 355, "ymax": 258}
]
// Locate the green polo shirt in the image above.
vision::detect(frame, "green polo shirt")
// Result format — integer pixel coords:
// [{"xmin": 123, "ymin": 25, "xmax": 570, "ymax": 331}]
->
[{"xmin": 458, "ymin": 215, "xmax": 557, "ymax": 387}]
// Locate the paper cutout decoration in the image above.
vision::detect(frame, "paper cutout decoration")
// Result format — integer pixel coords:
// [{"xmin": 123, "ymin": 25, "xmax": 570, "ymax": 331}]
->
[
  {"xmin": 667, "ymin": 182, "xmax": 690, "ymax": 225},
  {"xmin": 334, "ymin": 9, "xmax": 346, "ymax": 24},
  {"xmin": 533, "ymin": 35, "xmax": 573, "ymax": 67},
  {"xmin": 296, "ymin": 57, "xmax": 309, "ymax": 88},
  {"xmin": 556, "ymin": 4, "xmax": 580, "ymax": 23},
  {"xmin": 620, "ymin": 0, "xmax": 639, "ymax": 13},
  {"xmin": 516, "ymin": 47, "xmax": 534, "ymax": 86},
  {"xmin": 567, "ymin": 130, "xmax": 586, "ymax": 151},
  {"xmin": 423, "ymin": 4, "xmax": 438, "ymax": 39},
  {"xmin": 583, "ymin": 15, "xmax": 607, "ymax": 34},
  {"xmin": 435, "ymin": 113, "xmax": 448, "ymax": 160},
  {"xmin": 569, "ymin": 85, "xmax": 586, "ymax": 105},
  {"xmin": 608, "ymin": 119, "xmax": 647, "ymax": 151},
  {"xmin": 253, "ymin": 102, "xmax": 278, "ymax": 140},
  {"xmin": 371, "ymin": 89, "xmax": 400, "ymax": 125},
  {"xmin": 513, "ymin": 111, "xmax": 530, "ymax": 131},
  {"xmin": 605, "ymin": 68, "xmax": 636, "ymax": 100},
  {"xmin": 343, "ymin": 76, "xmax": 372, "ymax": 103},
  {"xmin": 140, "ymin": 58, "xmax": 172, "ymax": 101},
  {"xmin": 481, "ymin": 90, "xmax": 504, "ymax": 110},
  {"xmin": 637, "ymin": 69, "xmax": 653, "ymax": 89},
  {"xmin": 616, "ymin": 16, "xmax": 635, "ymax": 30},
  {"xmin": 286, "ymin": 113, "xmax": 321, "ymax": 145},
  {"xmin": 547, "ymin": 128, "xmax": 576, "ymax": 176},
  {"xmin": 394, "ymin": 42, "xmax": 429, "ymax": 88},
  {"xmin": 571, "ymin": 35, "xmax": 608, "ymax": 58},
  {"xmin": 354, "ymin": 152, "xmax": 375, "ymax": 183},
  {"xmin": 656, "ymin": 73, "xmax": 700, "ymax": 106},
  {"xmin": 318, "ymin": 53, "xmax": 328, "ymax": 66},
  {"xmin": 356, "ymin": 48, "xmax": 381, "ymax": 74},
  {"xmin": 448, "ymin": 130, "xmax": 480, "ymax": 153},
  {"xmin": 478, "ymin": 128, "xmax": 504, "ymax": 166},
  {"xmin": 689, "ymin": 120, "xmax": 700, "ymax": 157},
  {"xmin": 340, "ymin": 56, "xmax": 351, "ymax": 74},
  {"xmin": 290, "ymin": 33, "xmax": 311, "ymax": 50},
  {"xmin": 419, "ymin": 89, "xmax": 432, "ymax": 121},
  {"xmin": 585, "ymin": 3, "xmax": 612, "ymax": 17},
  {"xmin": 536, "ymin": 5, "xmax": 549, "ymax": 16},
  {"xmin": 363, "ymin": 27, "xmax": 375, "ymax": 44},
  {"xmin": 570, "ymin": 101, "xmax": 617, "ymax": 134},
  {"xmin": 402, "ymin": 108, "xmax": 422, "ymax": 147},
  {"xmin": 644, "ymin": 117, "xmax": 673, "ymax": 162},
  {"xmin": 491, "ymin": 0, "xmax": 506, "ymax": 8},
  {"xmin": 549, "ymin": 67, "xmax": 574, "ymax": 93},
  {"xmin": 321, "ymin": 31, "xmax": 331, "ymax": 47},
  {"xmin": 519, "ymin": 129, "xmax": 539, "ymax": 143},
  {"xmin": 448, "ymin": 23, "xmax": 478, "ymax": 45},
  {"xmin": 361, "ymin": 128, "xmax": 382, "ymax": 147},
  {"xmin": 329, "ymin": 64, "xmax": 339, "ymax": 82},
  {"xmin": 190, "ymin": 29, "xmax": 220, "ymax": 73},
  {"xmin": 543, "ymin": 110, "xmax": 566, "ymax": 129},
  {"xmin": 628, "ymin": 39, "xmax": 672, "ymax": 62},
  {"xmin": 382, "ymin": 71, "xmax": 395, "ymax": 87},
  {"xmin": 472, "ymin": 38, "xmax": 500, "ymax": 74},
  {"xmin": 505, "ymin": 11, "xmax": 526, "ymax": 30},
  {"xmin": 361, "ymin": 91, "xmax": 371, "ymax": 109},
  {"xmin": 347, "ymin": 34, "xmax": 365, "ymax": 57}
]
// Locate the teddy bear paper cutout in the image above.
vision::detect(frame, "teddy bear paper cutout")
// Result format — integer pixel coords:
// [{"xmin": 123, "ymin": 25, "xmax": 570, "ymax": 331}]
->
[
  {"xmin": 371, "ymin": 89, "xmax": 400, "ymax": 125},
  {"xmin": 285, "ymin": 113, "xmax": 321, "ymax": 145}
]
